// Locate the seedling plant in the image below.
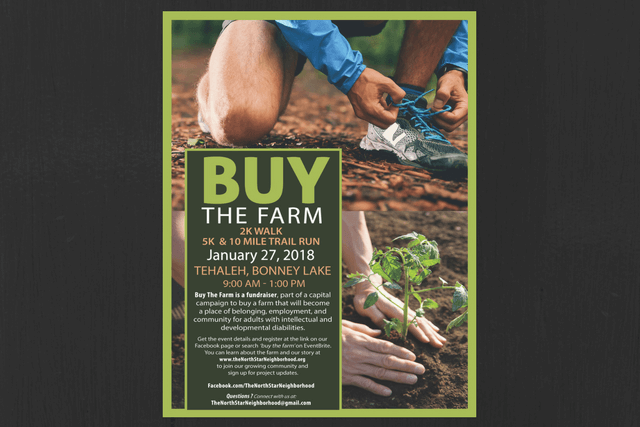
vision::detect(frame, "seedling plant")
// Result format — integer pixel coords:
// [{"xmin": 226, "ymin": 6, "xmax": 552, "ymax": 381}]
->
[{"xmin": 344, "ymin": 232, "xmax": 468, "ymax": 341}]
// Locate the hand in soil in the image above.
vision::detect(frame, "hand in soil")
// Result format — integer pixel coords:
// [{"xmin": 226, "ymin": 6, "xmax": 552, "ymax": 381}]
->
[
  {"xmin": 354, "ymin": 282, "xmax": 447, "ymax": 348},
  {"xmin": 342, "ymin": 320, "xmax": 425, "ymax": 397}
]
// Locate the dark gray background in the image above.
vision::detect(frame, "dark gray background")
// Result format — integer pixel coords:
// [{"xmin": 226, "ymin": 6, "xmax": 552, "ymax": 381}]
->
[{"xmin": 1, "ymin": 0, "xmax": 639, "ymax": 426}]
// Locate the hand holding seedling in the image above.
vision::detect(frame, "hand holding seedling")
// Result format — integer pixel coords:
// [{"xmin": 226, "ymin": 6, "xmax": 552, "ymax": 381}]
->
[
  {"xmin": 342, "ymin": 320, "xmax": 425, "ymax": 396},
  {"xmin": 353, "ymin": 282, "xmax": 447, "ymax": 348},
  {"xmin": 345, "ymin": 232, "xmax": 468, "ymax": 343}
]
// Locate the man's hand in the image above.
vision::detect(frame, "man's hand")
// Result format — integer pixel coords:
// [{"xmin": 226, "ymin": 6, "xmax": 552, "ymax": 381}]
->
[
  {"xmin": 347, "ymin": 68, "xmax": 406, "ymax": 129},
  {"xmin": 354, "ymin": 281, "xmax": 447, "ymax": 348},
  {"xmin": 431, "ymin": 70, "xmax": 468, "ymax": 132},
  {"xmin": 342, "ymin": 320, "xmax": 425, "ymax": 396}
]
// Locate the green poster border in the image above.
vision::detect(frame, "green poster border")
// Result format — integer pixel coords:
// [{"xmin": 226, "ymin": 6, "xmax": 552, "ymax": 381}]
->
[{"xmin": 163, "ymin": 11, "xmax": 476, "ymax": 418}]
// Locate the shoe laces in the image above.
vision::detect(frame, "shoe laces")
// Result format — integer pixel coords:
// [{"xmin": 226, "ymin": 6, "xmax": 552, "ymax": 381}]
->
[{"xmin": 392, "ymin": 90, "xmax": 452, "ymax": 144}]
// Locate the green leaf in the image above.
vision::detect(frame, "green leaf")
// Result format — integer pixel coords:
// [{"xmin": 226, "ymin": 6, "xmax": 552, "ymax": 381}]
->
[
  {"xmin": 371, "ymin": 262, "xmax": 392, "ymax": 283},
  {"xmin": 423, "ymin": 298, "xmax": 439, "ymax": 309},
  {"xmin": 383, "ymin": 319, "xmax": 394, "ymax": 336},
  {"xmin": 410, "ymin": 285, "xmax": 422, "ymax": 304},
  {"xmin": 394, "ymin": 232, "xmax": 420, "ymax": 241},
  {"xmin": 382, "ymin": 281, "xmax": 402, "ymax": 290},
  {"xmin": 381, "ymin": 254, "xmax": 402, "ymax": 282},
  {"xmin": 363, "ymin": 292, "xmax": 379, "ymax": 309},
  {"xmin": 404, "ymin": 250, "xmax": 421, "ymax": 269},
  {"xmin": 368, "ymin": 249, "xmax": 384, "ymax": 268},
  {"xmin": 411, "ymin": 268, "xmax": 430, "ymax": 284},
  {"xmin": 415, "ymin": 308, "xmax": 425, "ymax": 318},
  {"xmin": 343, "ymin": 276, "xmax": 367, "ymax": 288},
  {"xmin": 452, "ymin": 284, "xmax": 468, "ymax": 311},
  {"xmin": 187, "ymin": 138, "xmax": 204, "ymax": 146},
  {"xmin": 371, "ymin": 253, "xmax": 402, "ymax": 283},
  {"xmin": 422, "ymin": 240, "xmax": 440, "ymax": 259},
  {"xmin": 407, "ymin": 235, "xmax": 427, "ymax": 249},
  {"xmin": 446, "ymin": 311, "xmax": 468, "ymax": 332},
  {"xmin": 409, "ymin": 240, "xmax": 440, "ymax": 266},
  {"xmin": 421, "ymin": 258, "xmax": 441, "ymax": 268},
  {"xmin": 382, "ymin": 318, "xmax": 402, "ymax": 337},
  {"xmin": 404, "ymin": 252, "xmax": 431, "ymax": 283}
]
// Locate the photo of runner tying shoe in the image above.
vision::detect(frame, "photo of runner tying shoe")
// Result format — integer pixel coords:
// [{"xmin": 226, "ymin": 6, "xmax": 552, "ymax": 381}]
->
[{"xmin": 170, "ymin": 16, "xmax": 473, "ymax": 211}]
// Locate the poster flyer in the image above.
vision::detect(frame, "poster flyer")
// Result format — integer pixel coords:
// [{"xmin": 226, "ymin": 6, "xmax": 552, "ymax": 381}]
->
[{"xmin": 164, "ymin": 12, "xmax": 476, "ymax": 418}]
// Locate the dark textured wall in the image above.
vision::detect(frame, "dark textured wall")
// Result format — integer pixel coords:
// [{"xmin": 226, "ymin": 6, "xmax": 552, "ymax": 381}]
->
[{"xmin": 1, "ymin": 1, "xmax": 639, "ymax": 426}]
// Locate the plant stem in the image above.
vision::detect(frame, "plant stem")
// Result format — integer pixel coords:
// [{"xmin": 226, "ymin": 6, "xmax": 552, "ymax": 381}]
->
[{"xmin": 402, "ymin": 253, "xmax": 409, "ymax": 339}]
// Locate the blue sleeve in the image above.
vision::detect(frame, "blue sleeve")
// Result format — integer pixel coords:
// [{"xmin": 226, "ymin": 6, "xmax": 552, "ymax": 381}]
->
[
  {"xmin": 274, "ymin": 20, "xmax": 366, "ymax": 94},
  {"xmin": 436, "ymin": 20, "xmax": 468, "ymax": 74}
]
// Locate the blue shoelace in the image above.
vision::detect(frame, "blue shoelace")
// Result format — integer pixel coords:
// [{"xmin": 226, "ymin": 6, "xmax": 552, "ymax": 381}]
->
[{"xmin": 392, "ymin": 90, "xmax": 452, "ymax": 144}]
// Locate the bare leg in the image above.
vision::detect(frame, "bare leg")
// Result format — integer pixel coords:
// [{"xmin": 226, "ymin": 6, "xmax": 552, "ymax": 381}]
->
[
  {"xmin": 394, "ymin": 20, "xmax": 461, "ymax": 88},
  {"xmin": 197, "ymin": 21, "xmax": 299, "ymax": 146}
]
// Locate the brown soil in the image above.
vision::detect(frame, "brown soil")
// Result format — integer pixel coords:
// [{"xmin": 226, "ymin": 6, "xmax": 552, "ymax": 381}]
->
[
  {"xmin": 341, "ymin": 211, "xmax": 468, "ymax": 408},
  {"xmin": 172, "ymin": 334, "xmax": 185, "ymax": 408},
  {"xmin": 171, "ymin": 211, "xmax": 468, "ymax": 409},
  {"xmin": 171, "ymin": 48, "xmax": 468, "ymax": 211}
]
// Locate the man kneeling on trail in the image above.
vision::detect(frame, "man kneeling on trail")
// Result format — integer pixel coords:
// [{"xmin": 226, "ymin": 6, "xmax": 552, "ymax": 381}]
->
[{"xmin": 197, "ymin": 20, "xmax": 469, "ymax": 173}]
